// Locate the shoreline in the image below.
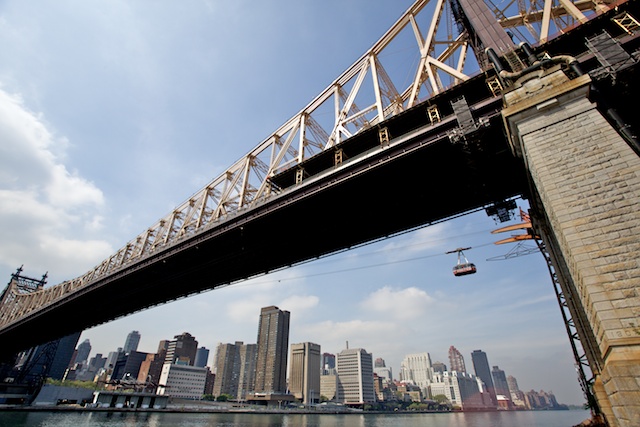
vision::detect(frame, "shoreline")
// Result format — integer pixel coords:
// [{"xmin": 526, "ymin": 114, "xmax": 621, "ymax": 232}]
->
[{"xmin": 0, "ymin": 404, "xmax": 577, "ymax": 415}]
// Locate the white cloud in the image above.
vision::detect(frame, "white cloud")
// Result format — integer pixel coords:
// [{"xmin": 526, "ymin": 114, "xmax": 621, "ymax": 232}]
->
[
  {"xmin": 222, "ymin": 270, "xmax": 315, "ymax": 325},
  {"xmin": 280, "ymin": 295, "xmax": 319, "ymax": 313},
  {"xmin": 0, "ymin": 88, "xmax": 112, "ymax": 281},
  {"xmin": 362, "ymin": 286, "xmax": 436, "ymax": 320},
  {"xmin": 301, "ymin": 319, "xmax": 396, "ymax": 349}
]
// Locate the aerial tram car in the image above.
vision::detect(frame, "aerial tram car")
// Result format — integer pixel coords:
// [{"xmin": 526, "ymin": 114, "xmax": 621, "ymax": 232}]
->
[{"xmin": 446, "ymin": 247, "xmax": 477, "ymax": 277}]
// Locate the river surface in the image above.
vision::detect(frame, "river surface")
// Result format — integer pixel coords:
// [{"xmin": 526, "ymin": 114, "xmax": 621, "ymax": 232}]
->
[{"xmin": 0, "ymin": 410, "xmax": 591, "ymax": 427}]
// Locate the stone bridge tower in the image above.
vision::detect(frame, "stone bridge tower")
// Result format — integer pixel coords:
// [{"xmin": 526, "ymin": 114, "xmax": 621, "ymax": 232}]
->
[{"xmin": 500, "ymin": 50, "xmax": 640, "ymax": 427}]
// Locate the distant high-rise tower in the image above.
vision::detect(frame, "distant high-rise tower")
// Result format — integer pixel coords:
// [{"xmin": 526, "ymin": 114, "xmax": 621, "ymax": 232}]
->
[
  {"xmin": 289, "ymin": 342, "xmax": 321, "ymax": 405},
  {"xmin": 123, "ymin": 330, "xmax": 141, "ymax": 354},
  {"xmin": 432, "ymin": 361, "xmax": 447, "ymax": 374},
  {"xmin": 506, "ymin": 375, "xmax": 520, "ymax": 394},
  {"xmin": 165, "ymin": 332, "xmax": 198, "ymax": 366},
  {"xmin": 194, "ymin": 347, "xmax": 209, "ymax": 368},
  {"xmin": 336, "ymin": 347, "xmax": 375, "ymax": 405},
  {"xmin": 106, "ymin": 348, "xmax": 123, "ymax": 371},
  {"xmin": 491, "ymin": 365, "xmax": 510, "ymax": 398},
  {"xmin": 399, "ymin": 352, "xmax": 433, "ymax": 396},
  {"xmin": 254, "ymin": 306, "xmax": 290, "ymax": 394},
  {"xmin": 213, "ymin": 342, "xmax": 242, "ymax": 398},
  {"xmin": 507, "ymin": 374, "xmax": 525, "ymax": 404},
  {"xmin": 374, "ymin": 357, "xmax": 386, "ymax": 368},
  {"xmin": 237, "ymin": 343, "xmax": 258, "ymax": 401},
  {"xmin": 322, "ymin": 353, "xmax": 336, "ymax": 374},
  {"xmin": 75, "ymin": 339, "xmax": 91, "ymax": 365},
  {"xmin": 213, "ymin": 341, "xmax": 257, "ymax": 400},
  {"xmin": 448, "ymin": 346, "xmax": 466, "ymax": 373},
  {"xmin": 471, "ymin": 350, "xmax": 497, "ymax": 406}
]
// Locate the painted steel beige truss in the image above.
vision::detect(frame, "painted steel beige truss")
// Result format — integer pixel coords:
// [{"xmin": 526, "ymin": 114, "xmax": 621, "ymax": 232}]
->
[{"xmin": 0, "ymin": 0, "xmax": 616, "ymax": 329}]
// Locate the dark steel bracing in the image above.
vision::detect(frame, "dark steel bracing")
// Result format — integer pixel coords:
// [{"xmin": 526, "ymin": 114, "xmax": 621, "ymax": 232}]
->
[{"xmin": 0, "ymin": 73, "xmax": 528, "ymax": 359}]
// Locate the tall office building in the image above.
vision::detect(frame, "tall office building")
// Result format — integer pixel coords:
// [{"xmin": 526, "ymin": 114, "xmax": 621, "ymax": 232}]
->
[
  {"xmin": 322, "ymin": 353, "xmax": 336, "ymax": 374},
  {"xmin": 289, "ymin": 342, "xmax": 321, "ymax": 405},
  {"xmin": 336, "ymin": 347, "xmax": 375, "ymax": 405},
  {"xmin": 507, "ymin": 374, "xmax": 526, "ymax": 406},
  {"xmin": 254, "ymin": 306, "xmax": 290, "ymax": 394},
  {"xmin": 137, "ymin": 353, "xmax": 165, "ymax": 390},
  {"xmin": 471, "ymin": 349, "xmax": 497, "ymax": 406},
  {"xmin": 374, "ymin": 357, "xmax": 386, "ymax": 368},
  {"xmin": 491, "ymin": 365, "xmax": 510, "ymax": 398},
  {"xmin": 399, "ymin": 352, "xmax": 433, "ymax": 396},
  {"xmin": 123, "ymin": 330, "xmax": 141, "ymax": 354},
  {"xmin": 373, "ymin": 365, "xmax": 393, "ymax": 383},
  {"xmin": 194, "ymin": 347, "xmax": 209, "ymax": 368},
  {"xmin": 106, "ymin": 348, "xmax": 123, "ymax": 372},
  {"xmin": 213, "ymin": 342, "xmax": 241, "ymax": 398},
  {"xmin": 75, "ymin": 339, "xmax": 91, "ymax": 365},
  {"xmin": 237, "ymin": 343, "xmax": 257, "ymax": 401},
  {"xmin": 213, "ymin": 341, "xmax": 258, "ymax": 401},
  {"xmin": 430, "ymin": 371, "xmax": 487, "ymax": 410},
  {"xmin": 448, "ymin": 345, "xmax": 466, "ymax": 373},
  {"xmin": 165, "ymin": 332, "xmax": 198, "ymax": 366},
  {"xmin": 432, "ymin": 361, "xmax": 447, "ymax": 374}
]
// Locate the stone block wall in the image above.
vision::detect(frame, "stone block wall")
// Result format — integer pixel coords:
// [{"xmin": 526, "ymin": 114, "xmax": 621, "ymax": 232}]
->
[{"xmin": 503, "ymin": 70, "xmax": 640, "ymax": 427}]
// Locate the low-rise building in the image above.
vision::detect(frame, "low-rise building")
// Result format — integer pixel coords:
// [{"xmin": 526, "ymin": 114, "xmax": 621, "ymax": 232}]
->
[
  {"xmin": 157, "ymin": 363, "xmax": 208, "ymax": 399},
  {"xmin": 429, "ymin": 371, "xmax": 488, "ymax": 410}
]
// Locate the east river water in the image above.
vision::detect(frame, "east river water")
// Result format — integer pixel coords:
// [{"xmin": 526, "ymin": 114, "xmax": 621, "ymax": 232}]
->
[{"xmin": 0, "ymin": 409, "xmax": 591, "ymax": 427}]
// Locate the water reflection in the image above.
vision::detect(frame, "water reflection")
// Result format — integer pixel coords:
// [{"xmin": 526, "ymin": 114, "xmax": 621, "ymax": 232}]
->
[{"xmin": 1, "ymin": 410, "xmax": 591, "ymax": 427}]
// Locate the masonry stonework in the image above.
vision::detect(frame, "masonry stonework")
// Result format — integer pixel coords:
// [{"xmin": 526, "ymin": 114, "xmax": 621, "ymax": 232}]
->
[{"xmin": 502, "ymin": 69, "xmax": 640, "ymax": 427}]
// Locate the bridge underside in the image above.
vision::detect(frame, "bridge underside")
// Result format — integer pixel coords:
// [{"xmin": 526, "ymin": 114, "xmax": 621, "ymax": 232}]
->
[
  {"xmin": 6, "ymin": 0, "xmax": 640, "ymax": 359},
  {"xmin": 0, "ymin": 73, "xmax": 529, "ymax": 357}
]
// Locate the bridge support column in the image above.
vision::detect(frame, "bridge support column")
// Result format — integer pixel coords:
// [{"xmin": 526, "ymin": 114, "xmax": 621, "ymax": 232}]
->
[{"xmin": 502, "ymin": 67, "xmax": 640, "ymax": 427}]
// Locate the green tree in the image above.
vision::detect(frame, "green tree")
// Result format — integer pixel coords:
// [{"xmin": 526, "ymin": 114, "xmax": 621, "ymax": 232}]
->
[
  {"xmin": 216, "ymin": 393, "xmax": 232, "ymax": 402},
  {"xmin": 432, "ymin": 394, "xmax": 449, "ymax": 403}
]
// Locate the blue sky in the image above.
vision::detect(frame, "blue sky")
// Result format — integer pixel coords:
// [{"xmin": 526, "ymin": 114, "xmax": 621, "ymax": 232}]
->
[{"xmin": 0, "ymin": 0, "xmax": 584, "ymax": 405}]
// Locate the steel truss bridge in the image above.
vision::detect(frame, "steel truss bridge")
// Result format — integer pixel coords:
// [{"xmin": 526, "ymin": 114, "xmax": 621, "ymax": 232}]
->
[{"xmin": 2, "ymin": 0, "xmax": 640, "ymax": 422}]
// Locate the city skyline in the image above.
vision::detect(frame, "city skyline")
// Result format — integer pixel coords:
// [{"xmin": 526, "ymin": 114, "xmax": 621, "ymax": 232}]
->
[
  {"xmin": 0, "ymin": 0, "xmax": 583, "ymax": 406},
  {"xmin": 72, "ymin": 321, "xmax": 574, "ymax": 406}
]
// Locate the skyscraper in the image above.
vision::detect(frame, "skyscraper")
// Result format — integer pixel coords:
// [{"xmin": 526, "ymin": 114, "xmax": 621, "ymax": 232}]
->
[
  {"xmin": 399, "ymin": 352, "xmax": 433, "ymax": 396},
  {"xmin": 507, "ymin": 374, "xmax": 526, "ymax": 406},
  {"xmin": 165, "ymin": 332, "xmax": 198, "ymax": 366},
  {"xmin": 237, "ymin": 343, "xmax": 257, "ymax": 401},
  {"xmin": 254, "ymin": 306, "xmax": 290, "ymax": 394},
  {"xmin": 123, "ymin": 330, "xmax": 141, "ymax": 354},
  {"xmin": 213, "ymin": 342, "xmax": 242, "ymax": 398},
  {"xmin": 194, "ymin": 347, "xmax": 209, "ymax": 368},
  {"xmin": 471, "ymin": 349, "xmax": 497, "ymax": 406},
  {"xmin": 75, "ymin": 339, "xmax": 91, "ymax": 365},
  {"xmin": 212, "ymin": 341, "xmax": 257, "ymax": 401},
  {"xmin": 336, "ymin": 347, "xmax": 375, "ymax": 405},
  {"xmin": 432, "ymin": 361, "xmax": 447, "ymax": 374},
  {"xmin": 448, "ymin": 345, "xmax": 466, "ymax": 373},
  {"xmin": 322, "ymin": 353, "xmax": 336, "ymax": 374},
  {"xmin": 491, "ymin": 365, "xmax": 510, "ymax": 399},
  {"xmin": 289, "ymin": 342, "xmax": 321, "ymax": 405}
]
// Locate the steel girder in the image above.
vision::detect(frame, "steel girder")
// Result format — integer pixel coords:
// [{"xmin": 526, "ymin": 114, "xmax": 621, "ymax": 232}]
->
[{"xmin": 0, "ymin": 0, "xmax": 622, "ymax": 331}]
